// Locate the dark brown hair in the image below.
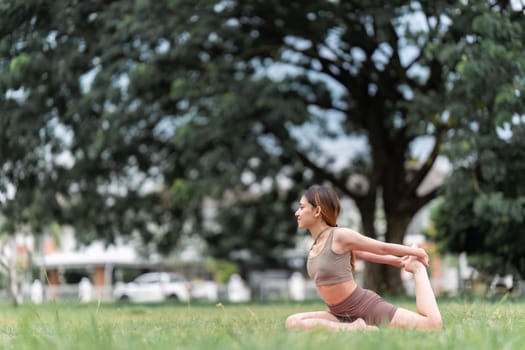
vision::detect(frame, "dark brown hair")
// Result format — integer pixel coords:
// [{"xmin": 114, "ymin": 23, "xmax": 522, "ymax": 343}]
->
[
  {"xmin": 304, "ymin": 185, "xmax": 355, "ymax": 271},
  {"xmin": 304, "ymin": 185, "xmax": 340, "ymax": 226}
]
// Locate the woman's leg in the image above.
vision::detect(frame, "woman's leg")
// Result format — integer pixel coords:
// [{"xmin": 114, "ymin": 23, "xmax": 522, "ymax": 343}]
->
[
  {"xmin": 285, "ymin": 311, "xmax": 377, "ymax": 331},
  {"xmin": 389, "ymin": 257, "xmax": 442, "ymax": 330}
]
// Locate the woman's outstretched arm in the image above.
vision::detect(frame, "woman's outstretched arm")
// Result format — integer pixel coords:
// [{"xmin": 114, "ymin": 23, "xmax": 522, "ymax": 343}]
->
[
  {"xmin": 354, "ymin": 251, "xmax": 405, "ymax": 267},
  {"xmin": 335, "ymin": 228, "xmax": 429, "ymax": 267}
]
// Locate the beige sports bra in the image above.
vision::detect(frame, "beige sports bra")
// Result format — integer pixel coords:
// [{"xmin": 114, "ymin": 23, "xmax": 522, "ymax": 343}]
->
[{"xmin": 307, "ymin": 230, "xmax": 354, "ymax": 285}]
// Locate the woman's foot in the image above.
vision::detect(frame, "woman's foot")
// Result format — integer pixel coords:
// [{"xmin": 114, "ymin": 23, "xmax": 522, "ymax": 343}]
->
[
  {"xmin": 342, "ymin": 318, "xmax": 378, "ymax": 331},
  {"xmin": 404, "ymin": 255, "xmax": 426, "ymax": 274}
]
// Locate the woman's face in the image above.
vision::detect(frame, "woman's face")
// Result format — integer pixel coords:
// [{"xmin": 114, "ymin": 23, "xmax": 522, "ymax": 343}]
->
[{"xmin": 295, "ymin": 196, "xmax": 318, "ymax": 229}]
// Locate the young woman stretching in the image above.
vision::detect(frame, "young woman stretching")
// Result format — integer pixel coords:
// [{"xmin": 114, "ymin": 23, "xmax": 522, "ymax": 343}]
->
[{"xmin": 285, "ymin": 185, "xmax": 442, "ymax": 331}]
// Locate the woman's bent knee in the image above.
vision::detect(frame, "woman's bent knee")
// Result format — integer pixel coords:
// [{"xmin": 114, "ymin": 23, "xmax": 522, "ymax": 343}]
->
[
  {"xmin": 426, "ymin": 315, "xmax": 443, "ymax": 330},
  {"xmin": 415, "ymin": 314, "xmax": 442, "ymax": 330}
]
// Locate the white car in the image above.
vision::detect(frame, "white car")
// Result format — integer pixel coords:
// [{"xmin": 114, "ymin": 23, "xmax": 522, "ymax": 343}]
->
[
  {"xmin": 113, "ymin": 272, "xmax": 191, "ymax": 303},
  {"xmin": 190, "ymin": 280, "xmax": 219, "ymax": 301}
]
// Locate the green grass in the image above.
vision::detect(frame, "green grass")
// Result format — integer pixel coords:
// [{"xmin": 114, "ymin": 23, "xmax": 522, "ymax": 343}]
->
[{"xmin": 0, "ymin": 297, "xmax": 524, "ymax": 349}]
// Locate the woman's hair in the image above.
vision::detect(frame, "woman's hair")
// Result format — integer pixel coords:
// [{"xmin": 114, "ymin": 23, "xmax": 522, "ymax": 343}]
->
[
  {"xmin": 303, "ymin": 184, "xmax": 355, "ymax": 272},
  {"xmin": 304, "ymin": 185, "xmax": 340, "ymax": 226}
]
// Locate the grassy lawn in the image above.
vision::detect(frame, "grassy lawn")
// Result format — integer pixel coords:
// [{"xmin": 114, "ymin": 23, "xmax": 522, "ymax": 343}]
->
[{"xmin": 0, "ymin": 297, "xmax": 523, "ymax": 349}]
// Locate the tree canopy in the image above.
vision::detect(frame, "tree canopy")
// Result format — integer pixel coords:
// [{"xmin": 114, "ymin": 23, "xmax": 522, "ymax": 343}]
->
[
  {"xmin": 1, "ymin": 0, "xmax": 524, "ymax": 293},
  {"xmin": 432, "ymin": 124, "xmax": 525, "ymax": 278},
  {"xmin": 433, "ymin": 6, "xmax": 525, "ymax": 276},
  {"xmin": 431, "ymin": 1, "xmax": 525, "ymax": 279}
]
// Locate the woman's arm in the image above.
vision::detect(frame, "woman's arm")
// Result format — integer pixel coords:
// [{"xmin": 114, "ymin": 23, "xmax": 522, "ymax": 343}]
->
[
  {"xmin": 335, "ymin": 228, "xmax": 429, "ymax": 267},
  {"xmin": 354, "ymin": 251, "xmax": 404, "ymax": 268}
]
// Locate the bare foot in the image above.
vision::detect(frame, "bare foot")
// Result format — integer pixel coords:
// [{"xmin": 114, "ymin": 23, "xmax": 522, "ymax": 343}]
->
[
  {"xmin": 343, "ymin": 318, "xmax": 378, "ymax": 331},
  {"xmin": 404, "ymin": 255, "xmax": 426, "ymax": 274}
]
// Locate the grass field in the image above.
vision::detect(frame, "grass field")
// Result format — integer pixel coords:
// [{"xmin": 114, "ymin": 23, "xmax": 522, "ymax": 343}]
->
[{"xmin": 0, "ymin": 297, "xmax": 524, "ymax": 350}]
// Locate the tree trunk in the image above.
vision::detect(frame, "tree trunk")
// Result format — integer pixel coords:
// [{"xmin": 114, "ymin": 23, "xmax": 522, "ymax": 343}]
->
[
  {"xmin": 363, "ymin": 263, "xmax": 405, "ymax": 295},
  {"xmin": 362, "ymin": 211, "xmax": 412, "ymax": 295},
  {"xmin": 354, "ymin": 192, "xmax": 405, "ymax": 295}
]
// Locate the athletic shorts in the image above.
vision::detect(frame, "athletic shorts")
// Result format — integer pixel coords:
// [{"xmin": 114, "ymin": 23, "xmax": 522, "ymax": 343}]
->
[{"xmin": 327, "ymin": 285, "xmax": 398, "ymax": 327}]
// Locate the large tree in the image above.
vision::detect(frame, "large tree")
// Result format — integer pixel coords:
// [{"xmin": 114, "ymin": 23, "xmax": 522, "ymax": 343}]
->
[
  {"xmin": 1, "ymin": 1, "xmax": 523, "ymax": 293},
  {"xmin": 432, "ymin": 4, "xmax": 525, "ymax": 279},
  {"xmin": 432, "ymin": 125, "xmax": 525, "ymax": 279},
  {"xmin": 0, "ymin": 0, "xmax": 307, "ymax": 263},
  {"xmin": 166, "ymin": 0, "xmax": 525, "ymax": 292}
]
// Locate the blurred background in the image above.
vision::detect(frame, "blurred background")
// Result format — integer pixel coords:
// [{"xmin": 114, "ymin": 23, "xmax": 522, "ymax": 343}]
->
[{"xmin": 0, "ymin": 0, "xmax": 524, "ymax": 305}]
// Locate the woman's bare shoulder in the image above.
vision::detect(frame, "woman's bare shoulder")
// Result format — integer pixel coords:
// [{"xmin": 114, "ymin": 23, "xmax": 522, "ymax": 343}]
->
[
  {"xmin": 332, "ymin": 227, "xmax": 360, "ymax": 250},
  {"xmin": 333, "ymin": 227, "xmax": 360, "ymax": 237}
]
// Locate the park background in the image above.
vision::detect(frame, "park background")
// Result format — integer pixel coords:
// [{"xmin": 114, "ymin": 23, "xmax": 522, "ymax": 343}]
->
[{"xmin": 0, "ymin": 0, "xmax": 525, "ymax": 312}]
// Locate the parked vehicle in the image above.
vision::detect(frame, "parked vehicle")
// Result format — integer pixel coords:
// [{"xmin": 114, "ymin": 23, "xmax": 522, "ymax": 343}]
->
[
  {"xmin": 190, "ymin": 280, "xmax": 219, "ymax": 302},
  {"xmin": 113, "ymin": 272, "xmax": 191, "ymax": 303}
]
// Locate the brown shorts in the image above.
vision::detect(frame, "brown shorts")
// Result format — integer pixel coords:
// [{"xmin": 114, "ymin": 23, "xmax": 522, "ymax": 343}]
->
[{"xmin": 327, "ymin": 285, "xmax": 397, "ymax": 327}]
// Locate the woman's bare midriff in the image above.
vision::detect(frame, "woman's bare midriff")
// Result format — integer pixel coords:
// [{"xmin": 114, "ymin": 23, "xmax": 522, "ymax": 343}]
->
[{"xmin": 317, "ymin": 280, "xmax": 358, "ymax": 305}]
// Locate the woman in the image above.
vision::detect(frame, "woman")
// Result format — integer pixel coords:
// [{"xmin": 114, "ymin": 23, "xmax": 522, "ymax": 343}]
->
[{"xmin": 285, "ymin": 185, "xmax": 442, "ymax": 331}]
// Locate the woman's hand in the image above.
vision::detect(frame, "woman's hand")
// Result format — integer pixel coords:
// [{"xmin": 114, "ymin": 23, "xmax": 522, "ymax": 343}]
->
[
  {"xmin": 403, "ymin": 255, "xmax": 428, "ymax": 273},
  {"xmin": 413, "ymin": 247, "xmax": 429, "ymax": 267},
  {"xmin": 399, "ymin": 255, "xmax": 411, "ymax": 268},
  {"xmin": 393, "ymin": 255, "xmax": 408, "ymax": 268},
  {"xmin": 399, "ymin": 255, "xmax": 429, "ymax": 270}
]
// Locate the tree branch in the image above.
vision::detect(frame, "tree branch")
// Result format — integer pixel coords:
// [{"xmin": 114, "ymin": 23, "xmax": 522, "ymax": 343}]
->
[
  {"xmin": 406, "ymin": 124, "xmax": 446, "ymax": 196},
  {"xmin": 415, "ymin": 187, "xmax": 439, "ymax": 209},
  {"xmin": 257, "ymin": 116, "xmax": 363, "ymax": 200},
  {"xmin": 293, "ymin": 148, "xmax": 363, "ymax": 200}
]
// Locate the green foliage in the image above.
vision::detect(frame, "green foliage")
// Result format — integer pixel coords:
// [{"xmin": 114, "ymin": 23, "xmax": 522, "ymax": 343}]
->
[
  {"xmin": 205, "ymin": 258, "xmax": 239, "ymax": 284},
  {"xmin": 433, "ymin": 124, "xmax": 525, "ymax": 276},
  {"xmin": 430, "ymin": 3, "xmax": 525, "ymax": 278},
  {"xmin": 0, "ymin": 1, "xmax": 524, "ymax": 289}
]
